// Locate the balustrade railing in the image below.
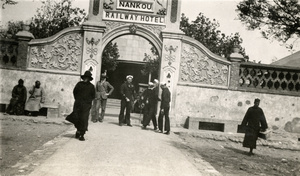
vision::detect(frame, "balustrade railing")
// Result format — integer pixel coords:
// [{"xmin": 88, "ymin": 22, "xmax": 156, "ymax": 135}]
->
[
  {"xmin": 238, "ymin": 63, "xmax": 300, "ymax": 96},
  {"xmin": 0, "ymin": 39, "xmax": 18, "ymax": 68}
]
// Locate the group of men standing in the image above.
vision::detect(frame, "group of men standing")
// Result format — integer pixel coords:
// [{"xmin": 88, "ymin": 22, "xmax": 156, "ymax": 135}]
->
[{"xmin": 67, "ymin": 71, "xmax": 171, "ymax": 141}]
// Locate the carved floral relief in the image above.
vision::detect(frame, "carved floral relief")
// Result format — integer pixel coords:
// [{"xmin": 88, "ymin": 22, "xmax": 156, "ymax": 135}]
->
[
  {"xmin": 29, "ymin": 33, "xmax": 82, "ymax": 72},
  {"xmin": 180, "ymin": 45, "xmax": 229, "ymax": 86}
]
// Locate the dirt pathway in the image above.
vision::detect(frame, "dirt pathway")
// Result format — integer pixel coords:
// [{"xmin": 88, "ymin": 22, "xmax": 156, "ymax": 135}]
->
[{"xmin": 26, "ymin": 117, "xmax": 220, "ymax": 176}]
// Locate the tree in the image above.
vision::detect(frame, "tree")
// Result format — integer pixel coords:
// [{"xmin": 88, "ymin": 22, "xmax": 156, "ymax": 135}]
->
[
  {"xmin": 180, "ymin": 13, "xmax": 247, "ymax": 59},
  {"xmin": 1, "ymin": 0, "xmax": 17, "ymax": 9},
  {"xmin": 236, "ymin": 0, "xmax": 300, "ymax": 49},
  {"xmin": 29, "ymin": 0, "xmax": 87, "ymax": 39},
  {"xmin": 101, "ymin": 41, "xmax": 120, "ymax": 72},
  {"xmin": 141, "ymin": 46, "xmax": 160, "ymax": 77}
]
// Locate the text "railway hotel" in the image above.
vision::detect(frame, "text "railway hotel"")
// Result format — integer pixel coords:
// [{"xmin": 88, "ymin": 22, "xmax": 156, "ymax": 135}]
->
[{"xmin": 103, "ymin": 0, "xmax": 166, "ymax": 25}]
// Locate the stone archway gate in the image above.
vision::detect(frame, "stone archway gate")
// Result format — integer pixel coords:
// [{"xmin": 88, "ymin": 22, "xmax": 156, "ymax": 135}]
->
[{"xmin": 23, "ymin": 0, "xmax": 231, "ymax": 125}]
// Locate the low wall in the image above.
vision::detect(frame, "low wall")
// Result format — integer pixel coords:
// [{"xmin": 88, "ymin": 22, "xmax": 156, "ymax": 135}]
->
[
  {"xmin": 173, "ymin": 85, "xmax": 299, "ymax": 132},
  {"xmin": 0, "ymin": 69, "xmax": 80, "ymax": 115}
]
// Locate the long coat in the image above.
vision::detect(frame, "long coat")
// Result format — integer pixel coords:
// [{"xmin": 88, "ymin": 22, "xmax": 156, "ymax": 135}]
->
[
  {"xmin": 25, "ymin": 86, "xmax": 45, "ymax": 112},
  {"xmin": 241, "ymin": 106, "xmax": 268, "ymax": 149}
]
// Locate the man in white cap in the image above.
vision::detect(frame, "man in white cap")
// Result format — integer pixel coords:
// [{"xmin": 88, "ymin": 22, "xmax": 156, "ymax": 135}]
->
[
  {"xmin": 158, "ymin": 82, "xmax": 171, "ymax": 134},
  {"xmin": 141, "ymin": 82, "xmax": 157, "ymax": 130},
  {"xmin": 119, "ymin": 75, "xmax": 136, "ymax": 126}
]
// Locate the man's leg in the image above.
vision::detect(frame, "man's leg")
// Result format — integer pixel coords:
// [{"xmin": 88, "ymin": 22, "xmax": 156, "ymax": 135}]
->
[
  {"xmin": 164, "ymin": 107, "xmax": 170, "ymax": 134},
  {"xmin": 125, "ymin": 101, "xmax": 132, "ymax": 126},
  {"xmin": 150, "ymin": 107, "xmax": 157, "ymax": 130},
  {"xmin": 158, "ymin": 109, "xmax": 163, "ymax": 132},
  {"xmin": 91, "ymin": 99, "xmax": 100, "ymax": 122},
  {"xmin": 118, "ymin": 99, "xmax": 126, "ymax": 126},
  {"xmin": 99, "ymin": 99, "xmax": 107, "ymax": 122}
]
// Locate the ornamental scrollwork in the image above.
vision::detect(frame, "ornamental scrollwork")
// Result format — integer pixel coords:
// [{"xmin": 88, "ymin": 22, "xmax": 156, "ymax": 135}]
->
[
  {"xmin": 180, "ymin": 45, "xmax": 229, "ymax": 86},
  {"xmin": 29, "ymin": 33, "xmax": 82, "ymax": 71}
]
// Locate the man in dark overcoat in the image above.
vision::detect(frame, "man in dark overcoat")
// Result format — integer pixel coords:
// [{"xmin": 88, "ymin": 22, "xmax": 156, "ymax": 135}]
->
[
  {"xmin": 241, "ymin": 98, "xmax": 268, "ymax": 155},
  {"xmin": 66, "ymin": 71, "xmax": 95, "ymax": 141},
  {"xmin": 158, "ymin": 82, "xmax": 171, "ymax": 135},
  {"xmin": 141, "ymin": 82, "xmax": 157, "ymax": 130},
  {"xmin": 118, "ymin": 75, "xmax": 136, "ymax": 126}
]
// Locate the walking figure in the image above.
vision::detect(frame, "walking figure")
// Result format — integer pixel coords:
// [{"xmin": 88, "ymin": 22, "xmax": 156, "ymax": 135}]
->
[
  {"xmin": 66, "ymin": 71, "xmax": 95, "ymax": 141},
  {"xmin": 241, "ymin": 98, "xmax": 268, "ymax": 155}
]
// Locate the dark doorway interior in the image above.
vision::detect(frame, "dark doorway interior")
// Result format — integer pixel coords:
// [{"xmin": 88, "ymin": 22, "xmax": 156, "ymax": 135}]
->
[{"xmin": 106, "ymin": 61, "xmax": 149, "ymax": 99}]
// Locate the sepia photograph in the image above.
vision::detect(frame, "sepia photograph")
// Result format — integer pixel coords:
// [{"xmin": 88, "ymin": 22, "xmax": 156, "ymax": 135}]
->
[{"xmin": 0, "ymin": 0, "xmax": 299, "ymax": 175}]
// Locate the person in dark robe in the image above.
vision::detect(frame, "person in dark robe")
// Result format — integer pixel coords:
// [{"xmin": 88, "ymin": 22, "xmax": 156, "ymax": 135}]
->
[
  {"xmin": 158, "ymin": 82, "xmax": 171, "ymax": 135},
  {"xmin": 66, "ymin": 71, "xmax": 95, "ymax": 141},
  {"xmin": 141, "ymin": 82, "xmax": 158, "ymax": 130},
  {"xmin": 25, "ymin": 80, "xmax": 45, "ymax": 116},
  {"xmin": 91, "ymin": 73, "xmax": 114, "ymax": 123},
  {"xmin": 118, "ymin": 75, "xmax": 136, "ymax": 127},
  {"xmin": 241, "ymin": 98, "xmax": 268, "ymax": 155},
  {"xmin": 4, "ymin": 79, "xmax": 27, "ymax": 115}
]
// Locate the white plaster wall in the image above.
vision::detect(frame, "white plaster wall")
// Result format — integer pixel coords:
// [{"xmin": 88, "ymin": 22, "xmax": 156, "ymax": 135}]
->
[
  {"xmin": 173, "ymin": 85, "xmax": 300, "ymax": 131},
  {"xmin": 0, "ymin": 69, "xmax": 80, "ymax": 114}
]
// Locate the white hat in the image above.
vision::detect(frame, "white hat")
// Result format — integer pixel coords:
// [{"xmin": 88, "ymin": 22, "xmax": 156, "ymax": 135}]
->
[
  {"xmin": 148, "ymin": 82, "xmax": 154, "ymax": 86},
  {"xmin": 154, "ymin": 79, "xmax": 159, "ymax": 83},
  {"xmin": 160, "ymin": 82, "xmax": 166, "ymax": 85},
  {"xmin": 126, "ymin": 75, "xmax": 133, "ymax": 79}
]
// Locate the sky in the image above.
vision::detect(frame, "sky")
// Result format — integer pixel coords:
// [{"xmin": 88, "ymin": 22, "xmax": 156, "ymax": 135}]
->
[{"xmin": 1, "ymin": 0, "xmax": 298, "ymax": 64}]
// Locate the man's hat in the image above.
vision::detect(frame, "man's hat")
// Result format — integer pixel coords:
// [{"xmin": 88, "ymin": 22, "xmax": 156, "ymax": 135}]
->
[
  {"xmin": 100, "ymin": 73, "xmax": 107, "ymax": 79},
  {"xmin": 81, "ymin": 71, "xmax": 93, "ymax": 81},
  {"xmin": 148, "ymin": 82, "xmax": 154, "ymax": 86},
  {"xmin": 154, "ymin": 79, "xmax": 159, "ymax": 84},
  {"xmin": 126, "ymin": 75, "xmax": 133, "ymax": 79},
  {"xmin": 160, "ymin": 81, "xmax": 166, "ymax": 86}
]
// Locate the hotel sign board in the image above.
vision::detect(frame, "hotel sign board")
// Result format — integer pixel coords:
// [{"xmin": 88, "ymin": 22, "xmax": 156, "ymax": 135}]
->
[{"xmin": 102, "ymin": 0, "xmax": 167, "ymax": 25}]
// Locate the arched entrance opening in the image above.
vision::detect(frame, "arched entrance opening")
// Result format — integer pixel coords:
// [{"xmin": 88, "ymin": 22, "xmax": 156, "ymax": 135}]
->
[{"xmin": 102, "ymin": 35, "xmax": 160, "ymax": 100}]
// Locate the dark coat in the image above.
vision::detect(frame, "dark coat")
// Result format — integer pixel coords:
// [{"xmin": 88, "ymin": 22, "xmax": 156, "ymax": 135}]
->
[
  {"xmin": 241, "ymin": 106, "xmax": 268, "ymax": 149},
  {"xmin": 120, "ymin": 82, "xmax": 136, "ymax": 101},
  {"xmin": 160, "ymin": 87, "xmax": 171, "ymax": 109}
]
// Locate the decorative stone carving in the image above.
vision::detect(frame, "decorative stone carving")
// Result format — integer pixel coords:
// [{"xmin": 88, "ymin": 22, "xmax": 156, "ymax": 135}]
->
[
  {"xmin": 129, "ymin": 24, "xmax": 137, "ymax": 34},
  {"xmin": 164, "ymin": 45, "xmax": 178, "ymax": 66},
  {"xmin": 180, "ymin": 45, "xmax": 229, "ymax": 86},
  {"xmin": 86, "ymin": 37, "xmax": 100, "ymax": 59},
  {"xmin": 104, "ymin": 21, "xmax": 127, "ymax": 34},
  {"xmin": 29, "ymin": 33, "xmax": 82, "ymax": 72},
  {"xmin": 140, "ymin": 24, "xmax": 165, "ymax": 36}
]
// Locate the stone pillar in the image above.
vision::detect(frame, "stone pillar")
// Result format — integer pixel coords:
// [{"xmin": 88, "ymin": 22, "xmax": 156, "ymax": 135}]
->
[
  {"xmin": 160, "ymin": 0, "xmax": 184, "ymax": 125},
  {"xmin": 15, "ymin": 24, "xmax": 34, "ymax": 69},
  {"xmin": 81, "ymin": 0, "xmax": 106, "ymax": 85},
  {"xmin": 228, "ymin": 46, "xmax": 245, "ymax": 90}
]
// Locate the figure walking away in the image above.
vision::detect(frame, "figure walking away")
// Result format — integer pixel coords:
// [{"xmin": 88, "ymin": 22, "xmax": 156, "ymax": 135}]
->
[
  {"xmin": 91, "ymin": 73, "xmax": 114, "ymax": 123},
  {"xmin": 158, "ymin": 82, "xmax": 171, "ymax": 135},
  {"xmin": 118, "ymin": 75, "xmax": 136, "ymax": 127},
  {"xmin": 4, "ymin": 79, "xmax": 27, "ymax": 115},
  {"xmin": 241, "ymin": 98, "xmax": 268, "ymax": 155},
  {"xmin": 66, "ymin": 71, "xmax": 95, "ymax": 141},
  {"xmin": 25, "ymin": 80, "xmax": 45, "ymax": 116}
]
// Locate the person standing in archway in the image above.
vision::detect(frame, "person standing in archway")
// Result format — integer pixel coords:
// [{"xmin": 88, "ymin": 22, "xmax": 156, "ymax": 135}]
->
[
  {"xmin": 241, "ymin": 98, "xmax": 268, "ymax": 155},
  {"xmin": 92, "ymin": 73, "xmax": 114, "ymax": 123},
  {"xmin": 141, "ymin": 82, "xmax": 157, "ymax": 130},
  {"xmin": 118, "ymin": 75, "xmax": 136, "ymax": 127}
]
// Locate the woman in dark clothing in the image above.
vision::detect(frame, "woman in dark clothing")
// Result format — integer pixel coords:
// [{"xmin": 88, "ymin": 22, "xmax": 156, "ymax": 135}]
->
[
  {"xmin": 5, "ymin": 79, "xmax": 27, "ymax": 115},
  {"xmin": 241, "ymin": 98, "xmax": 268, "ymax": 155},
  {"xmin": 66, "ymin": 71, "xmax": 95, "ymax": 141}
]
